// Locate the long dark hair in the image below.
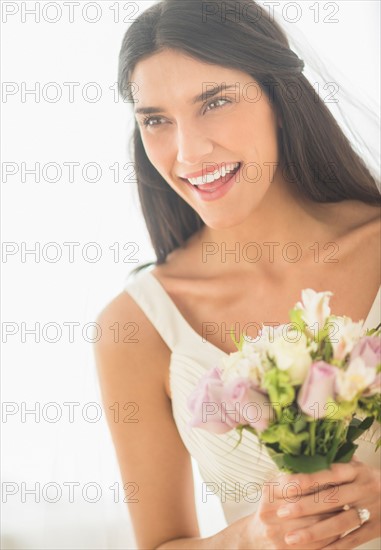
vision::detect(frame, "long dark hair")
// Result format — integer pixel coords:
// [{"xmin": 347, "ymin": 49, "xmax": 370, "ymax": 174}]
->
[{"xmin": 118, "ymin": 0, "xmax": 380, "ymax": 277}]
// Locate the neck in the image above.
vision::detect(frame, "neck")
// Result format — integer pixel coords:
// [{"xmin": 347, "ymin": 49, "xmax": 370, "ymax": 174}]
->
[
  {"xmin": 203, "ymin": 180, "xmax": 334, "ymax": 244},
  {"xmin": 196, "ymin": 176, "xmax": 343, "ymax": 276}
]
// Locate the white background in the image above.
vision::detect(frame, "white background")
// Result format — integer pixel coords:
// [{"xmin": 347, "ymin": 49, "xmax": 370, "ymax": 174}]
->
[{"xmin": 1, "ymin": 1, "xmax": 380, "ymax": 548}]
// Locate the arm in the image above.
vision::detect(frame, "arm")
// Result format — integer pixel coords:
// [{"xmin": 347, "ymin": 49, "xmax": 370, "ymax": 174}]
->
[
  {"xmin": 94, "ymin": 291, "xmax": 202, "ymax": 549},
  {"xmin": 155, "ymin": 518, "xmax": 248, "ymax": 550}
]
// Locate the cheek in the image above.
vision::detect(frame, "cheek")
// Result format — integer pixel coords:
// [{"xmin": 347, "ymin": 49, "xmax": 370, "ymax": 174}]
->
[
  {"xmin": 141, "ymin": 133, "xmax": 169, "ymax": 172},
  {"xmin": 216, "ymin": 107, "xmax": 278, "ymax": 152},
  {"xmin": 140, "ymin": 136, "xmax": 179, "ymax": 192},
  {"xmin": 242, "ymin": 117, "xmax": 279, "ymax": 163}
]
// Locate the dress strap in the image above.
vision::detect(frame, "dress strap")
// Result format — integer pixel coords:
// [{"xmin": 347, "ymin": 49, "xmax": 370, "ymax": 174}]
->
[
  {"xmin": 124, "ymin": 268, "xmax": 201, "ymax": 353},
  {"xmin": 363, "ymin": 286, "xmax": 381, "ymax": 331}
]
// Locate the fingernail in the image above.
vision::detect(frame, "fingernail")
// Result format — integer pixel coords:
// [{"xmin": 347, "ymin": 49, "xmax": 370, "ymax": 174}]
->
[
  {"xmin": 285, "ymin": 533, "xmax": 300, "ymax": 545},
  {"xmin": 277, "ymin": 506, "xmax": 291, "ymax": 517}
]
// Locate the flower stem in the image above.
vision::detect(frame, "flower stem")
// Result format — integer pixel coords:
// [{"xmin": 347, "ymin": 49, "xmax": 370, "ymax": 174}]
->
[
  {"xmin": 326, "ymin": 420, "xmax": 345, "ymax": 464},
  {"xmin": 309, "ymin": 421, "xmax": 316, "ymax": 455}
]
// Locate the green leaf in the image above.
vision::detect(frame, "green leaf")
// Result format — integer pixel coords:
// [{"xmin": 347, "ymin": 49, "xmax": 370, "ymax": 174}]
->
[
  {"xmin": 366, "ymin": 323, "xmax": 381, "ymax": 336},
  {"xmin": 358, "ymin": 416, "xmax": 375, "ymax": 430},
  {"xmin": 283, "ymin": 453, "xmax": 329, "ymax": 473},
  {"xmin": 349, "ymin": 417, "xmax": 362, "ymax": 428},
  {"xmin": 347, "ymin": 424, "xmax": 363, "ymax": 443},
  {"xmin": 289, "ymin": 308, "xmax": 305, "ymax": 333},
  {"xmin": 326, "ymin": 420, "xmax": 347, "ymax": 463},
  {"xmin": 260, "ymin": 426, "xmax": 282, "ymax": 444},
  {"xmin": 263, "ymin": 368, "xmax": 295, "ymax": 409},
  {"xmin": 334, "ymin": 442, "xmax": 358, "ymax": 462},
  {"xmin": 261, "ymin": 424, "xmax": 309, "ymax": 455},
  {"xmin": 357, "ymin": 395, "xmax": 381, "ymax": 423},
  {"xmin": 347, "ymin": 416, "xmax": 374, "ymax": 442},
  {"xmin": 293, "ymin": 416, "xmax": 308, "ymax": 434},
  {"xmin": 317, "ymin": 322, "xmax": 335, "ymax": 347},
  {"xmin": 230, "ymin": 326, "xmax": 244, "ymax": 351},
  {"xmin": 324, "ymin": 398, "xmax": 358, "ymax": 420},
  {"xmin": 322, "ymin": 340, "xmax": 333, "ymax": 362}
]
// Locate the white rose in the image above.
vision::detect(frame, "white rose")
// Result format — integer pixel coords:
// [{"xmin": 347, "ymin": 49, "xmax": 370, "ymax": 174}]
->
[
  {"xmin": 221, "ymin": 341, "xmax": 265, "ymax": 386},
  {"xmin": 255, "ymin": 324, "xmax": 285, "ymax": 350},
  {"xmin": 295, "ymin": 289, "xmax": 333, "ymax": 333},
  {"xmin": 330, "ymin": 316, "xmax": 365, "ymax": 361},
  {"xmin": 266, "ymin": 328, "xmax": 313, "ymax": 385},
  {"xmin": 256, "ymin": 324, "xmax": 312, "ymax": 385},
  {"xmin": 335, "ymin": 356, "xmax": 377, "ymax": 401}
]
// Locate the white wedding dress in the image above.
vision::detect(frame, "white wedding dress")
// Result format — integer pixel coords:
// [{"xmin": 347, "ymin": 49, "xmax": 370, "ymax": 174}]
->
[{"xmin": 124, "ymin": 268, "xmax": 381, "ymax": 550}]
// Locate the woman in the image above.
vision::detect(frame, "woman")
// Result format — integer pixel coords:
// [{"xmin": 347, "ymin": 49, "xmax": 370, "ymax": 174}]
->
[{"xmin": 94, "ymin": 1, "xmax": 381, "ymax": 548}]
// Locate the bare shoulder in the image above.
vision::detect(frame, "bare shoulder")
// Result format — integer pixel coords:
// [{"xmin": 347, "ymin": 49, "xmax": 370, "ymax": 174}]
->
[
  {"xmin": 94, "ymin": 288, "xmax": 172, "ymax": 396},
  {"xmin": 335, "ymin": 200, "xmax": 380, "ymax": 252},
  {"xmin": 95, "ymin": 288, "xmax": 164, "ymax": 348},
  {"xmin": 340, "ymin": 200, "xmax": 380, "ymax": 232}
]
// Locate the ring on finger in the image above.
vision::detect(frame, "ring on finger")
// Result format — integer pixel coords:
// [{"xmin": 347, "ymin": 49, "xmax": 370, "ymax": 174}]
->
[
  {"xmin": 356, "ymin": 507, "xmax": 371, "ymax": 526},
  {"xmin": 339, "ymin": 506, "xmax": 371, "ymax": 539}
]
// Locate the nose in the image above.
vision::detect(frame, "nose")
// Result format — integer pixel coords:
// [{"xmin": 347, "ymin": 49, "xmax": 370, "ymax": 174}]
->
[{"xmin": 176, "ymin": 121, "xmax": 214, "ymax": 165}]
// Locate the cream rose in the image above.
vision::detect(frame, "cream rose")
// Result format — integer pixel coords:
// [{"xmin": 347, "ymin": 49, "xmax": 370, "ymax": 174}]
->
[{"xmin": 335, "ymin": 356, "xmax": 377, "ymax": 401}]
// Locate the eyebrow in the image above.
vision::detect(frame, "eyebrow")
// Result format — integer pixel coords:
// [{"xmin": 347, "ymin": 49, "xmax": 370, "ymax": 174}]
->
[{"xmin": 134, "ymin": 83, "xmax": 237, "ymax": 115}]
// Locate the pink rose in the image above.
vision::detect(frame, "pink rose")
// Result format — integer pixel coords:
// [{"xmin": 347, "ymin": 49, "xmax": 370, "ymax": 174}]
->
[
  {"xmin": 187, "ymin": 370, "xmax": 274, "ymax": 435},
  {"xmin": 297, "ymin": 361, "xmax": 337, "ymax": 419},
  {"xmin": 223, "ymin": 378, "xmax": 273, "ymax": 433},
  {"xmin": 187, "ymin": 367, "xmax": 232, "ymax": 434},
  {"xmin": 350, "ymin": 336, "xmax": 381, "ymax": 369}
]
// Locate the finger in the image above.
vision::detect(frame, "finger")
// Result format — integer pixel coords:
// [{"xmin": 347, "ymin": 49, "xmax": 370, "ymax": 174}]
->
[
  {"xmin": 275, "ymin": 462, "xmax": 358, "ymax": 499},
  {"xmin": 321, "ymin": 521, "xmax": 375, "ymax": 549},
  {"xmin": 276, "ymin": 475, "xmax": 379, "ymax": 519},
  {"xmin": 282, "ymin": 533, "xmax": 341, "ymax": 550},
  {"xmin": 275, "ymin": 482, "xmax": 377, "ymax": 518},
  {"xmin": 282, "ymin": 508, "xmax": 366, "ymax": 547},
  {"xmin": 284, "ymin": 535, "xmax": 343, "ymax": 550}
]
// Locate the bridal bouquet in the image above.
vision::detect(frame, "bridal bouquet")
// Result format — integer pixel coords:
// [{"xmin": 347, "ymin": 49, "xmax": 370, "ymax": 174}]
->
[{"xmin": 187, "ymin": 290, "xmax": 381, "ymax": 473}]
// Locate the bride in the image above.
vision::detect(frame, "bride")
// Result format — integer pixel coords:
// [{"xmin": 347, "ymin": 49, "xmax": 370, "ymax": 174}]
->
[{"xmin": 94, "ymin": 1, "xmax": 381, "ymax": 548}]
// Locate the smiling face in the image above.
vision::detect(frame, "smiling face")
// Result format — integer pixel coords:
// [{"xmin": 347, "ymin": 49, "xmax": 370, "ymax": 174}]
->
[{"xmin": 131, "ymin": 48, "xmax": 285, "ymax": 229}]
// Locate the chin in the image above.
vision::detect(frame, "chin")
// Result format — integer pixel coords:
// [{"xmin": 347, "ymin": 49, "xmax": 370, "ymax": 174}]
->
[{"xmin": 201, "ymin": 214, "xmax": 243, "ymax": 231}]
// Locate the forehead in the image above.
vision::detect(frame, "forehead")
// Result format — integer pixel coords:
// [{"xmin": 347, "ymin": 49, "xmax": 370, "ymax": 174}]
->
[{"xmin": 131, "ymin": 49, "xmax": 254, "ymax": 103}]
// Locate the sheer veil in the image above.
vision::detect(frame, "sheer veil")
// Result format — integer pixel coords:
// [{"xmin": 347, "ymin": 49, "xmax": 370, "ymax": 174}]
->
[{"xmin": 275, "ymin": 1, "xmax": 380, "ymax": 187}]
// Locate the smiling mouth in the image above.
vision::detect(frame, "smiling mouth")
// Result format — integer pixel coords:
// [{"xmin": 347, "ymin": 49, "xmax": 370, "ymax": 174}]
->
[{"xmin": 180, "ymin": 162, "xmax": 241, "ymax": 191}]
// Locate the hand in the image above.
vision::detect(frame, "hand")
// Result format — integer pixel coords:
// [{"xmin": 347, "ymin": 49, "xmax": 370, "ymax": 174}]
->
[
  {"xmin": 240, "ymin": 474, "xmax": 341, "ymax": 550},
  {"xmin": 265, "ymin": 459, "xmax": 381, "ymax": 550}
]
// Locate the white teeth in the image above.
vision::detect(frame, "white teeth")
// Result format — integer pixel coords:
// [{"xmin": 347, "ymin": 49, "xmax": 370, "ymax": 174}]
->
[{"xmin": 187, "ymin": 162, "xmax": 240, "ymax": 186}]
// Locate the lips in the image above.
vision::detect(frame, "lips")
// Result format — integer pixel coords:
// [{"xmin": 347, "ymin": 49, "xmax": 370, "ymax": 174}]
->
[
  {"xmin": 180, "ymin": 162, "xmax": 241, "ymax": 189},
  {"xmin": 193, "ymin": 165, "xmax": 240, "ymax": 192},
  {"xmin": 183, "ymin": 163, "xmax": 241, "ymax": 202}
]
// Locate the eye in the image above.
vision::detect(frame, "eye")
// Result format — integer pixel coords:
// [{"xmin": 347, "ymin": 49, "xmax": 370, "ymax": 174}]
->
[
  {"xmin": 204, "ymin": 97, "xmax": 231, "ymax": 112},
  {"xmin": 142, "ymin": 115, "xmax": 167, "ymax": 128}
]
